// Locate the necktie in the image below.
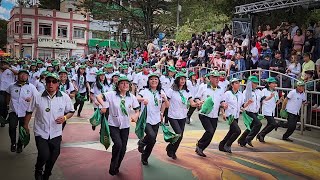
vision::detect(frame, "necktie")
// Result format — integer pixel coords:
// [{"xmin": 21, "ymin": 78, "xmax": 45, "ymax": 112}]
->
[
  {"xmin": 179, "ymin": 90, "xmax": 187, "ymax": 105},
  {"xmin": 120, "ymin": 96, "xmax": 128, "ymax": 116},
  {"xmin": 60, "ymin": 84, "xmax": 66, "ymax": 92},
  {"xmin": 150, "ymin": 90, "xmax": 159, "ymax": 106}
]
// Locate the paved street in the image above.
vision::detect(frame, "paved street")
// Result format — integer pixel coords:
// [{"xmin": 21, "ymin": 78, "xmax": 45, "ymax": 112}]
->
[{"xmin": 1, "ymin": 102, "xmax": 320, "ymax": 180}]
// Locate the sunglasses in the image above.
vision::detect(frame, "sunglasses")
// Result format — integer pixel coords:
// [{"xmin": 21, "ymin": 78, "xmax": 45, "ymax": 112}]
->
[{"xmin": 46, "ymin": 79, "xmax": 58, "ymax": 84}]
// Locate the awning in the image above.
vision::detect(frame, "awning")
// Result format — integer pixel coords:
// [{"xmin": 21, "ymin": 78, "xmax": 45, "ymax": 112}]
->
[{"xmin": 88, "ymin": 39, "xmax": 128, "ymax": 49}]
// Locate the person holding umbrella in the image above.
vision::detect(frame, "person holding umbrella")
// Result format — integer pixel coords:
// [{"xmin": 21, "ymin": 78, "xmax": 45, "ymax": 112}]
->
[
  {"xmin": 24, "ymin": 73, "xmax": 75, "ymax": 180},
  {"xmin": 96, "ymin": 76, "xmax": 140, "ymax": 176},
  {"xmin": 136, "ymin": 73, "xmax": 169, "ymax": 165}
]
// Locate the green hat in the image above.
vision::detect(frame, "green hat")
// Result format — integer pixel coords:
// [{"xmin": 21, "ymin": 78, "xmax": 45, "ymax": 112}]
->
[
  {"xmin": 175, "ymin": 72, "xmax": 187, "ymax": 79},
  {"xmin": 207, "ymin": 70, "xmax": 220, "ymax": 77},
  {"xmin": 163, "ymin": 71, "xmax": 167, "ymax": 75},
  {"xmin": 41, "ymin": 71, "xmax": 49, "ymax": 76},
  {"xmin": 296, "ymin": 81, "xmax": 305, "ymax": 86},
  {"xmin": 65, "ymin": 64, "xmax": 73, "ymax": 69},
  {"xmin": 230, "ymin": 78, "xmax": 241, "ymax": 83},
  {"xmin": 122, "ymin": 61, "xmax": 128, "ymax": 65},
  {"xmin": 37, "ymin": 60, "xmax": 44, "ymax": 64},
  {"xmin": 168, "ymin": 66, "xmax": 177, "ymax": 73},
  {"xmin": 52, "ymin": 62, "xmax": 59, "ymax": 66},
  {"xmin": 142, "ymin": 62, "xmax": 149, "ymax": 67},
  {"xmin": 151, "ymin": 65, "xmax": 156, "ymax": 68},
  {"xmin": 58, "ymin": 69, "xmax": 68, "ymax": 74},
  {"xmin": 112, "ymin": 72, "xmax": 120, "ymax": 77},
  {"xmin": 136, "ymin": 64, "xmax": 142, "ymax": 69},
  {"xmin": 30, "ymin": 63, "xmax": 37, "ymax": 66},
  {"xmin": 118, "ymin": 75, "xmax": 129, "ymax": 82},
  {"xmin": 148, "ymin": 73, "xmax": 159, "ymax": 78},
  {"xmin": 104, "ymin": 63, "xmax": 113, "ymax": 68},
  {"xmin": 265, "ymin": 77, "xmax": 277, "ymax": 83},
  {"xmin": 18, "ymin": 69, "xmax": 29, "ymax": 75},
  {"xmin": 46, "ymin": 73, "xmax": 59, "ymax": 80},
  {"xmin": 219, "ymin": 71, "xmax": 226, "ymax": 75},
  {"xmin": 188, "ymin": 71, "xmax": 196, "ymax": 77},
  {"xmin": 122, "ymin": 65, "xmax": 128, "ymax": 70},
  {"xmin": 79, "ymin": 65, "xmax": 86, "ymax": 69},
  {"xmin": 22, "ymin": 64, "xmax": 29, "ymax": 69},
  {"xmin": 248, "ymin": 76, "xmax": 259, "ymax": 83},
  {"xmin": 96, "ymin": 70, "xmax": 105, "ymax": 76},
  {"xmin": 181, "ymin": 68, "xmax": 187, "ymax": 73}
]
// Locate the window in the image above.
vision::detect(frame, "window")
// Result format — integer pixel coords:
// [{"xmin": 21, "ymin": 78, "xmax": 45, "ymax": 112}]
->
[
  {"xmin": 39, "ymin": 24, "xmax": 52, "ymax": 36},
  {"xmin": 73, "ymin": 27, "xmax": 85, "ymax": 39},
  {"xmin": 92, "ymin": 32, "xmax": 100, "ymax": 39},
  {"xmin": 15, "ymin": 21, "xmax": 20, "ymax": 34},
  {"xmin": 58, "ymin": 26, "xmax": 68, "ymax": 38},
  {"xmin": 68, "ymin": 8, "xmax": 73, "ymax": 12},
  {"xmin": 22, "ymin": 22, "xmax": 32, "ymax": 34}
]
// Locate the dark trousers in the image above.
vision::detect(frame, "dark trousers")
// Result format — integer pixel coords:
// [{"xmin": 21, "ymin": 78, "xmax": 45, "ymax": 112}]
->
[
  {"xmin": 141, "ymin": 123, "xmax": 160, "ymax": 160},
  {"xmin": 8, "ymin": 112, "xmax": 24, "ymax": 146},
  {"xmin": 0, "ymin": 91, "xmax": 8, "ymax": 123},
  {"xmin": 87, "ymin": 82, "xmax": 94, "ymax": 100},
  {"xmin": 164, "ymin": 108, "xmax": 169, "ymax": 124},
  {"xmin": 187, "ymin": 106, "xmax": 196, "ymax": 119},
  {"xmin": 74, "ymin": 92, "xmax": 86, "ymax": 115},
  {"xmin": 283, "ymin": 113, "xmax": 300, "ymax": 139},
  {"xmin": 220, "ymin": 119, "xmax": 241, "ymax": 147},
  {"xmin": 166, "ymin": 118, "xmax": 186, "ymax": 154},
  {"xmin": 197, "ymin": 114, "xmax": 218, "ymax": 150},
  {"xmin": 259, "ymin": 116, "xmax": 277, "ymax": 137},
  {"xmin": 109, "ymin": 126, "xmax": 129, "ymax": 172},
  {"xmin": 238, "ymin": 111, "xmax": 262, "ymax": 143},
  {"xmin": 35, "ymin": 136, "xmax": 62, "ymax": 176}
]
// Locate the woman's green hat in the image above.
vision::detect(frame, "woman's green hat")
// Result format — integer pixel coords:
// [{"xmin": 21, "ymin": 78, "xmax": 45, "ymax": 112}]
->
[
  {"xmin": 175, "ymin": 72, "xmax": 187, "ymax": 79},
  {"xmin": 118, "ymin": 75, "xmax": 129, "ymax": 82},
  {"xmin": 142, "ymin": 62, "xmax": 149, "ymax": 67},
  {"xmin": 219, "ymin": 71, "xmax": 226, "ymax": 75},
  {"xmin": 265, "ymin": 77, "xmax": 277, "ymax": 83},
  {"xmin": 181, "ymin": 68, "xmax": 187, "ymax": 73},
  {"xmin": 30, "ymin": 63, "xmax": 37, "ymax": 66},
  {"xmin": 168, "ymin": 66, "xmax": 177, "ymax": 73},
  {"xmin": 207, "ymin": 70, "xmax": 220, "ymax": 77},
  {"xmin": 248, "ymin": 75, "xmax": 259, "ymax": 83},
  {"xmin": 58, "ymin": 69, "xmax": 68, "ymax": 74},
  {"xmin": 96, "ymin": 70, "xmax": 105, "ymax": 76},
  {"xmin": 296, "ymin": 81, "xmax": 305, "ymax": 86},
  {"xmin": 230, "ymin": 78, "xmax": 240, "ymax": 83},
  {"xmin": 148, "ymin": 73, "xmax": 159, "ymax": 78},
  {"xmin": 79, "ymin": 65, "xmax": 86, "ymax": 69},
  {"xmin": 122, "ymin": 65, "xmax": 128, "ymax": 70},
  {"xmin": 65, "ymin": 64, "xmax": 73, "ymax": 69},
  {"xmin": 112, "ymin": 72, "xmax": 120, "ymax": 77},
  {"xmin": 41, "ymin": 71, "xmax": 49, "ymax": 76},
  {"xmin": 104, "ymin": 63, "xmax": 113, "ymax": 68},
  {"xmin": 188, "ymin": 71, "xmax": 196, "ymax": 77}
]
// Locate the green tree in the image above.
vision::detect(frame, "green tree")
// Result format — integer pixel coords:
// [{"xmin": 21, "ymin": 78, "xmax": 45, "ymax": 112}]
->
[{"xmin": 38, "ymin": 0, "xmax": 60, "ymax": 10}]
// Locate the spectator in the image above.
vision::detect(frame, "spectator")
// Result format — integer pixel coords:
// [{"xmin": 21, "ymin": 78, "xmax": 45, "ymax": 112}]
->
[
  {"xmin": 258, "ymin": 54, "xmax": 271, "ymax": 79},
  {"xmin": 279, "ymin": 29, "xmax": 291, "ymax": 60},
  {"xmin": 301, "ymin": 53, "xmax": 315, "ymax": 80},
  {"xmin": 314, "ymin": 21, "xmax": 320, "ymax": 60},
  {"xmin": 316, "ymin": 57, "xmax": 320, "ymax": 79},
  {"xmin": 257, "ymin": 25, "xmax": 263, "ymax": 37},
  {"xmin": 303, "ymin": 30, "xmax": 315, "ymax": 59},
  {"xmin": 290, "ymin": 22, "xmax": 299, "ymax": 39},
  {"xmin": 260, "ymin": 43, "xmax": 272, "ymax": 60},
  {"xmin": 229, "ymin": 53, "xmax": 245, "ymax": 78},
  {"xmin": 263, "ymin": 24, "xmax": 273, "ymax": 38},
  {"xmin": 292, "ymin": 29, "xmax": 305, "ymax": 53},
  {"xmin": 270, "ymin": 51, "xmax": 286, "ymax": 77},
  {"xmin": 286, "ymin": 54, "xmax": 301, "ymax": 79}
]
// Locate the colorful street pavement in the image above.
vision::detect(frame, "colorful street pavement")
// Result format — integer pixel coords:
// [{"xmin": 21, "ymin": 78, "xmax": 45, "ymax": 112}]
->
[{"xmin": 1, "ymin": 103, "xmax": 320, "ymax": 180}]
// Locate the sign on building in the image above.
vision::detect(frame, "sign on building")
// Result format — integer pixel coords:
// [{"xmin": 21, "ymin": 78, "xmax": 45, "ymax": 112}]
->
[{"xmin": 38, "ymin": 38, "xmax": 77, "ymax": 49}]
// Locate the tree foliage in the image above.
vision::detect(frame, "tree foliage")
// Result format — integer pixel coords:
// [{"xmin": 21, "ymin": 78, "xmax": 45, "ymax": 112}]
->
[
  {"xmin": 38, "ymin": 0, "xmax": 60, "ymax": 10},
  {"xmin": 0, "ymin": 19, "xmax": 7, "ymax": 49}
]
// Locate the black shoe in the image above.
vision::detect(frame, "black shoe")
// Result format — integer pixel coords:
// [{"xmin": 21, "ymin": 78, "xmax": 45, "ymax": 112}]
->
[
  {"xmin": 238, "ymin": 141, "xmax": 246, "ymax": 147},
  {"xmin": 195, "ymin": 146, "xmax": 206, "ymax": 157},
  {"xmin": 16, "ymin": 145, "xmax": 23, "ymax": 153},
  {"xmin": 219, "ymin": 142, "xmax": 226, "ymax": 152},
  {"xmin": 256, "ymin": 134, "xmax": 265, "ymax": 143},
  {"xmin": 171, "ymin": 153, "xmax": 177, "ymax": 160},
  {"xmin": 274, "ymin": 123, "xmax": 279, "ymax": 131},
  {"xmin": 11, "ymin": 144, "xmax": 16, "ymax": 152},
  {"xmin": 282, "ymin": 137, "xmax": 293, "ymax": 142},
  {"xmin": 186, "ymin": 117, "xmax": 190, "ymax": 124},
  {"xmin": 34, "ymin": 170, "xmax": 43, "ymax": 180},
  {"xmin": 141, "ymin": 156, "xmax": 148, "ymax": 165},
  {"xmin": 137, "ymin": 140, "xmax": 145, "ymax": 153},
  {"xmin": 246, "ymin": 140, "xmax": 254, "ymax": 147},
  {"xmin": 166, "ymin": 150, "xmax": 173, "ymax": 158},
  {"xmin": 0, "ymin": 123, "xmax": 5, "ymax": 127},
  {"xmin": 109, "ymin": 169, "xmax": 118, "ymax": 176},
  {"xmin": 43, "ymin": 174, "xmax": 50, "ymax": 180},
  {"xmin": 92, "ymin": 126, "xmax": 96, "ymax": 131},
  {"xmin": 223, "ymin": 145, "xmax": 232, "ymax": 153}
]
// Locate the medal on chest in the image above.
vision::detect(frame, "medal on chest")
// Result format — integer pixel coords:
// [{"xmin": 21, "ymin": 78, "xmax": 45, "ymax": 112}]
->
[{"xmin": 45, "ymin": 108, "xmax": 50, "ymax": 112}]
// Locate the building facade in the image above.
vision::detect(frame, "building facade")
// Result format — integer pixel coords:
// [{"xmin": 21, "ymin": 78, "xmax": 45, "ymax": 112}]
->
[{"xmin": 7, "ymin": 6, "xmax": 90, "ymax": 60}]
